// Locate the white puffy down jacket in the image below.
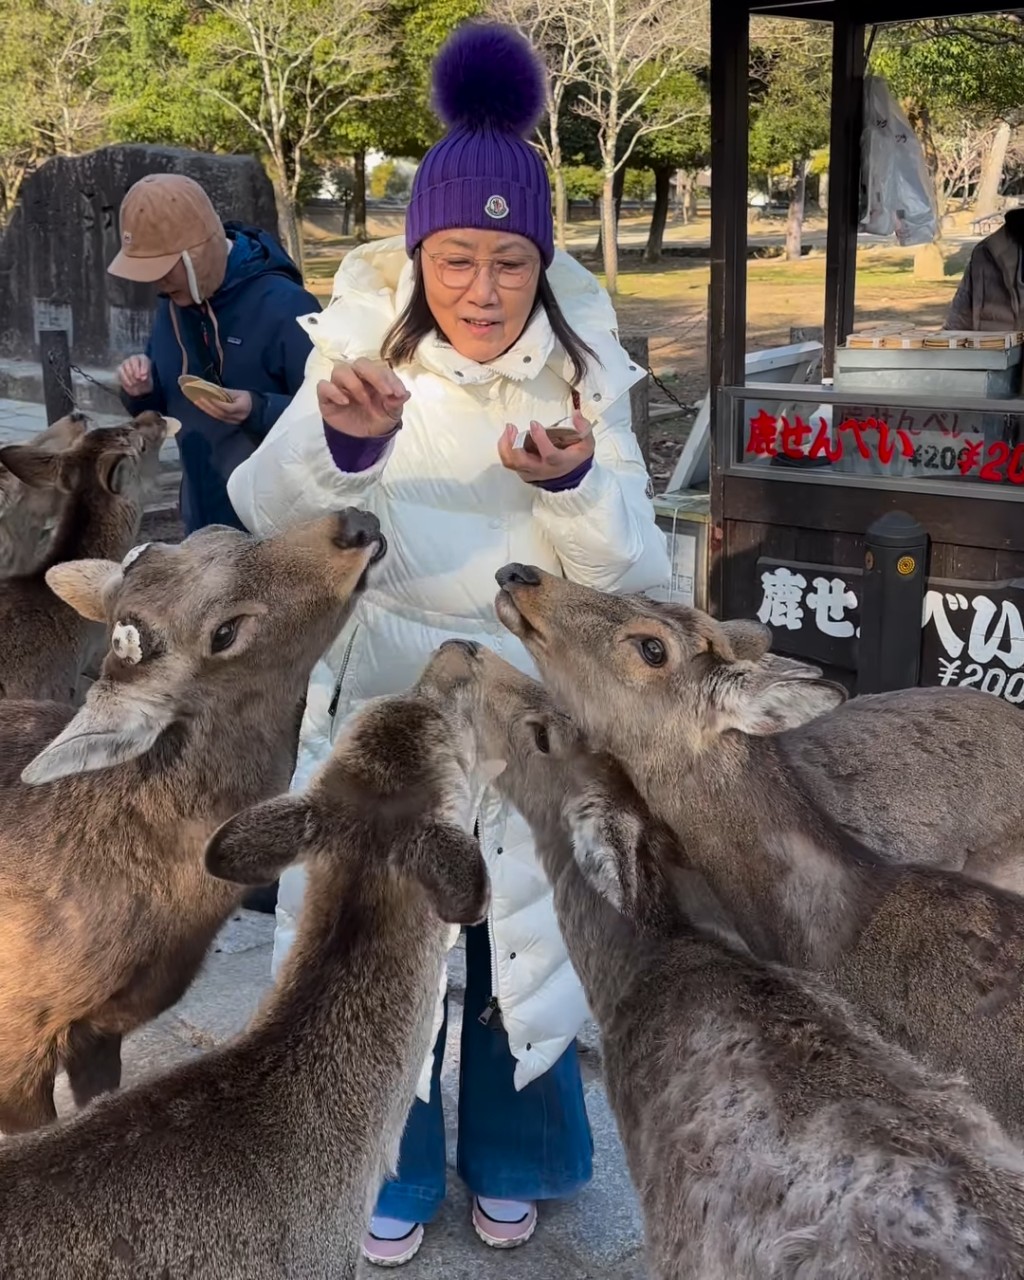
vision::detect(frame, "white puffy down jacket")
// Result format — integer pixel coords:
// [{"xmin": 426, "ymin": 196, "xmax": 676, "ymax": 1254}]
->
[{"xmin": 228, "ymin": 236, "xmax": 670, "ymax": 1097}]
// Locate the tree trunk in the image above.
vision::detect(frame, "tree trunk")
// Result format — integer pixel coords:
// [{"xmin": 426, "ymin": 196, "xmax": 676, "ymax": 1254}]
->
[
  {"xmin": 644, "ymin": 165, "xmax": 672, "ymax": 263},
  {"xmin": 595, "ymin": 167, "xmax": 626, "ymax": 281},
  {"xmin": 976, "ymin": 119, "xmax": 1012, "ymax": 217},
  {"xmin": 785, "ymin": 158, "xmax": 808, "ymax": 262},
  {"xmin": 677, "ymin": 170, "xmax": 694, "ymax": 225},
  {"xmin": 353, "ymin": 149, "xmax": 368, "ymax": 243},
  {"xmin": 600, "ymin": 171, "xmax": 619, "ymax": 294},
  {"xmin": 272, "ymin": 172, "xmax": 303, "ymax": 273},
  {"xmin": 553, "ymin": 165, "xmax": 568, "ymax": 252}
]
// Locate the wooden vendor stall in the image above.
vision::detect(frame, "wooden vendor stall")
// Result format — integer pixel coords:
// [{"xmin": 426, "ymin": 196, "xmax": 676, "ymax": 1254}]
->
[{"xmin": 708, "ymin": 0, "xmax": 1024, "ymax": 701}]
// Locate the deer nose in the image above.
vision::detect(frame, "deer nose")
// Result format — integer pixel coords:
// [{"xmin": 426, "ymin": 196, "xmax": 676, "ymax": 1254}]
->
[
  {"xmin": 333, "ymin": 508, "xmax": 382, "ymax": 551},
  {"xmin": 440, "ymin": 638, "xmax": 480, "ymax": 657},
  {"xmin": 496, "ymin": 563, "xmax": 542, "ymax": 589}
]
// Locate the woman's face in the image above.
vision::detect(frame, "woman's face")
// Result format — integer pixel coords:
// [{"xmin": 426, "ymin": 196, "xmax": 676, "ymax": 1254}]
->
[{"xmin": 421, "ymin": 229, "xmax": 541, "ymax": 365}]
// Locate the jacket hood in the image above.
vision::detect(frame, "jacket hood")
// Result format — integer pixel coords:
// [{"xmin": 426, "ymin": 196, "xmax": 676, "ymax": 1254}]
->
[
  {"xmin": 299, "ymin": 235, "xmax": 644, "ymax": 420},
  {"xmin": 1003, "ymin": 208, "xmax": 1024, "ymax": 250},
  {"xmin": 217, "ymin": 223, "xmax": 304, "ymax": 297}
]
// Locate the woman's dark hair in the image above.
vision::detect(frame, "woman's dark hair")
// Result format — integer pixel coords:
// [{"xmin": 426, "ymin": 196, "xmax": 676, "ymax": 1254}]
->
[{"xmin": 381, "ymin": 248, "xmax": 599, "ymax": 387}]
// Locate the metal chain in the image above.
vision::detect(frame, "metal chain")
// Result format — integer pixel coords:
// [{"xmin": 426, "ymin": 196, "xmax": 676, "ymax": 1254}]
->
[
  {"xmin": 43, "ymin": 349, "xmax": 123, "ymax": 412},
  {"xmin": 644, "ymin": 364, "xmax": 691, "ymax": 413},
  {"xmin": 71, "ymin": 362, "xmax": 124, "ymax": 405}
]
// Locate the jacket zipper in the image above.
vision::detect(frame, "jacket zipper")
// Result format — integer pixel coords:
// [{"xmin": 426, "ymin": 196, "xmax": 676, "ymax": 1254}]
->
[
  {"xmin": 478, "ymin": 811, "xmax": 503, "ymax": 1028},
  {"xmin": 327, "ymin": 625, "xmax": 359, "ymax": 724}
]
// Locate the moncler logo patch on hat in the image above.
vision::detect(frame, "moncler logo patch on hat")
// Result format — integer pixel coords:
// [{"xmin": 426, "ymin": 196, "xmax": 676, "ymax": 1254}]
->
[
  {"xmin": 484, "ymin": 195, "xmax": 509, "ymax": 220},
  {"xmin": 123, "ymin": 232, "xmax": 133, "ymax": 245}
]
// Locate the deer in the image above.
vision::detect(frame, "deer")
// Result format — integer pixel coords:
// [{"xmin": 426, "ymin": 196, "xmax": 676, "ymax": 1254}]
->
[
  {"xmin": 492, "ymin": 565, "xmax": 1024, "ymax": 1134},
  {"xmin": 0, "ymin": 411, "xmax": 89, "ymax": 577},
  {"xmin": 0, "ymin": 412, "xmax": 170, "ymax": 702},
  {"xmin": 421, "ymin": 638, "xmax": 1024, "ymax": 1279},
  {"xmin": 0, "ymin": 507, "xmax": 386, "ymax": 1135},
  {"xmin": 0, "ymin": 684, "xmax": 490, "ymax": 1280}
]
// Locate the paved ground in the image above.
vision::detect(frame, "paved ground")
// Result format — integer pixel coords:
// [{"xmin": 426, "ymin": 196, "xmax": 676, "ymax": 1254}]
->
[{"xmin": 49, "ymin": 910, "xmax": 646, "ymax": 1279}]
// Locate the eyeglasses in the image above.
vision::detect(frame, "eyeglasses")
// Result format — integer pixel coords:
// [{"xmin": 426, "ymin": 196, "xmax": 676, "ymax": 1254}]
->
[{"xmin": 423, "ymin": 251, "xmax": 540, "ymax": 291}]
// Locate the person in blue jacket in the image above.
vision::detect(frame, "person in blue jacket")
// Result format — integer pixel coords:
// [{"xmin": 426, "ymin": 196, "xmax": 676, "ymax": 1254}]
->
[{"xmin": 108, "ymin": 172, "xmax": 320, "ymax": 533}]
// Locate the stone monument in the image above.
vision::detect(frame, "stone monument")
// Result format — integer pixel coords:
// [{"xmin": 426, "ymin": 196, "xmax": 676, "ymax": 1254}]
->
[{"xmin": 0, "ymin": 145, "xmax": 280, "ymax": 367}]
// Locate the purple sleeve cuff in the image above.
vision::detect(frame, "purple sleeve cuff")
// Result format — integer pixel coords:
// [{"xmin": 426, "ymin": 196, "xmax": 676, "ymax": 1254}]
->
[
  {"xmin": 323, "ymin": 420, "xmax": 400, "ymax": 472},
  {"xmin": 531, "ymin": 456, "xmax": 594, "ymax": 493}
]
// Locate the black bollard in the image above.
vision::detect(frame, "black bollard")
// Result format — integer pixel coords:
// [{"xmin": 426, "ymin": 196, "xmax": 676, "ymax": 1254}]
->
[{"xmin": 857, "ymin": 511, "xmax": 928, "ymax": 694}]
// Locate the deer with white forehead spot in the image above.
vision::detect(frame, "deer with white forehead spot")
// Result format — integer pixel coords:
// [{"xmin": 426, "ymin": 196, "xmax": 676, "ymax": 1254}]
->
[
  {"xmin": 423, "ymin": 639, "xmax": 1024, "ymax": 1279},
  {"xmin": 0, "ymin": 411, "xmax": 169, "ymax": 702},
  {"xmin": 0, "ymin": 684, "xmax": 489, "ymax": 1280},
  {"xmin": 0, "ymin": 507, "xmax": 386, "ymax": 1135},
  {"xmin": 493, "ymin": 566, "xmax": 1024, "ymax": 1134}
]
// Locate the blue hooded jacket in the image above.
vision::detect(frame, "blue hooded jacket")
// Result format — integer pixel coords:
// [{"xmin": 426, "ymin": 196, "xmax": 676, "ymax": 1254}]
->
[{"xmin": 121, "ymin": 222, "xmax": 321, "ymax": 533}]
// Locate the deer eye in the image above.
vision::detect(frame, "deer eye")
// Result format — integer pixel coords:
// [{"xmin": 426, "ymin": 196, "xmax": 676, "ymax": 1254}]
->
[
  {"xmin": 638, "ymin": 637, "xmax": 667, "ymax": 667},
  {"xmin": 531, "ymin": 721, "xmax": 551, "ymax": 754},
  {"xmin": 211, "ymin": 618, "xmax": 241, "ymax": 654}
]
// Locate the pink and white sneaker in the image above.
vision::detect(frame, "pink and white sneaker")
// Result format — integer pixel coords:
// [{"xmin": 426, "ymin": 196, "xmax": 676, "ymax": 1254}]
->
[
  {"xmin": 361, "ymin": 1218, "xmax": 425, "ymax": 1268},
  {"xmin": 471, "ymin": 1197, "xmax": 538, "ymax": 1249}
]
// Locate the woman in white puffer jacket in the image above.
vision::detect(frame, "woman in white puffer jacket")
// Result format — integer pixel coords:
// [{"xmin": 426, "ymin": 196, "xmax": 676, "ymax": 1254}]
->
[{"xmin": 228, "ymin": 21, "xmax": 670, "ymax": 1268}]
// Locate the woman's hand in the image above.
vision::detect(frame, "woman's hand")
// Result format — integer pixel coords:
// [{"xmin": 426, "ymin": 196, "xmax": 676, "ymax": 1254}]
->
[
  {"xmin": 498, "ymin": 411, "xmax": 595, "ymax": 483},
  {"xmin": 317, "ymin": 358, "xmax": 410, "ymax": 439}
]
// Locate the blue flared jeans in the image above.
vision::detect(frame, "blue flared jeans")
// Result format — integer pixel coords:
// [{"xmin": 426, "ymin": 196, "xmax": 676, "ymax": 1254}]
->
[{"xmin": 375, "ymin": 922, "xmax": 594, "ymax": 1223}]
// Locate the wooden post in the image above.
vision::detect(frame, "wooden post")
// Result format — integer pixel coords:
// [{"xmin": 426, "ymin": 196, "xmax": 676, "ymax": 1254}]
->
[
  {"xmin": 622, "ymin": 333, "xmax": 650, "ymax": 469},
  {"xmin": 40, "ymin": 329, "xmax": 74, "ymax": 425},
  {"xmin": 822, "ymin": 14, "xmax": 866, "ymax": 378}
]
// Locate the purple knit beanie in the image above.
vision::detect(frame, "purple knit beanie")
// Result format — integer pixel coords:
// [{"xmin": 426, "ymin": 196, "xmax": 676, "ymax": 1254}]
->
[{"xmin": 406, "ymin": 22, "xmax": 554, "ymax": 266}]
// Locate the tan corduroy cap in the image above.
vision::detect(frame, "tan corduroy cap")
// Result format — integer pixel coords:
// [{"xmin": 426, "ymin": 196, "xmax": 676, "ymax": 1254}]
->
[{"xmin": 108, "ymin": 174, "xmax": 223, "ymax": 283}]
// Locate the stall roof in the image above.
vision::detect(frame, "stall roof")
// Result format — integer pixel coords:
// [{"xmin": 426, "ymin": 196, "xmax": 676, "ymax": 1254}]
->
[{"xmin": 745, "ymin": 2, "xmax": 1023, "ymax": 20}]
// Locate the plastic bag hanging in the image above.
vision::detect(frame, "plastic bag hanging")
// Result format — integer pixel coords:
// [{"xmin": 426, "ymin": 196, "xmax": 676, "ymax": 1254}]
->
[{"xmin": 859, "ymin": 75, "xmax": 938, "ymax": 246}]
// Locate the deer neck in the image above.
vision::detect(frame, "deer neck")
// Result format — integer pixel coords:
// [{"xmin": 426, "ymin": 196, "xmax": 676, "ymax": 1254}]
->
[
  {"xmin": 631, "ymin": 735, "xmax": 868, "ymax": 968},
  {"xmin": 44, "ymin": 493, "xmax": 141, "ymax": 569},
  {"xmin": 248, "ymin": 872, "xmax": 448, "ymax": 1164},
  {"xmin": 125, "ymin": 672, "xmax": 308, "ymax": 828}
]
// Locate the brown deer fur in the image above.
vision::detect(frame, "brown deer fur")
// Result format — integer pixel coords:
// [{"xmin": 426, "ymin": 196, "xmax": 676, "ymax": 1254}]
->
[
  {"xmin": 424, "ymin": 640, "xmax": 1024, "ymax": 1280},
  {"xmin": 0, "ymin": 411, "xmax": 88, "ymax": 577},
  {"xmin": 0, "ymin": 688, "xmax": 489, "ymax": 1280},
  {"xmin": 0, "ymin": 508, "xmax": 386, "ymax": 1134},
  {"xmin": 498, "ymin": 567, "xmax": 1024, "ymax": 892},
  {"xmin": 0, "ymin": 412, "xmax": 167, "ymax": 702},
  {"xmin": 493, "ymin": 566, "xmax": 1024, "ymax": 1134}
]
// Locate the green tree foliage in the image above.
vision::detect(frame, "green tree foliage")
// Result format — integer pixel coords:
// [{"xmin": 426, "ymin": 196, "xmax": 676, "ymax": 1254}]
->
[
  {"xmin": 873, "ymin": 16, "xmax": 1024, "ymax": 213},
  {"xmin": 873, "ymin": 17, "xmax": 1024, "ymax": 121},
  {"xmin": 99, "ymin": 0, "xmax": 246, "ymax": 152},
  {"xmin": 747, "ymin": 23, "xmax": 830, "ymax": 187},
  {"xmin": 560, "ymin": 162, "xmax": 604, "ymax": 202},
  {"xmin": 0, "ymin": 0, "xmax": 113, "ymax": 218}
]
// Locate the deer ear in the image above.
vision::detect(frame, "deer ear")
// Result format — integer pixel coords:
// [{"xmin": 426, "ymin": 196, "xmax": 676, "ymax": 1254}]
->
[
  {"xmin": 715, "ymin": 663, "xmax": 847, "ymax": 735},
  {"xmin": 568, "ymin": 804, "xmax": 639, "ymax": 913},
  {"xmin": 717, "ymin": 619, "xmax": 772, "ymax": 662},
  {"xmin": 205, "ymin": 795, "xmax": 316, "ymax": 886},
  {"xmin": 45, "ymin": 560, "xmax": 122, "ymax": 622},
  {"xmin": 398, "ymin": 822, "xmax": 490, "ymax": 925},
  {"xmin": 0, "ymin": 444, "xmax": 66, "ymax": 491},
  {"xmin": 21, "ymin": 682, "xmax": 176, "ymax": 785}
]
